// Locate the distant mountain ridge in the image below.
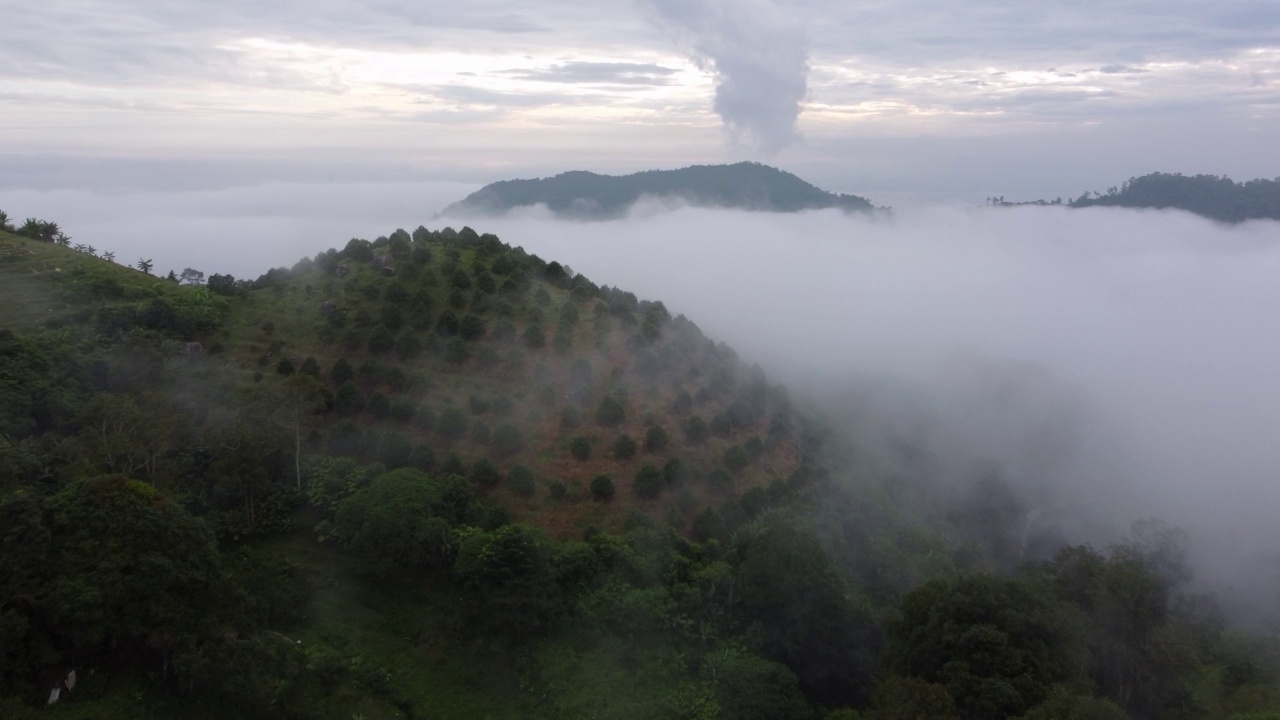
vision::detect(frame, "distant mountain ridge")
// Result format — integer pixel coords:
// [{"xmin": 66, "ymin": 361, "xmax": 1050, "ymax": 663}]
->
[{"xmin": 441, "ymin": 162, "xmax": 876, "ymax": 219}]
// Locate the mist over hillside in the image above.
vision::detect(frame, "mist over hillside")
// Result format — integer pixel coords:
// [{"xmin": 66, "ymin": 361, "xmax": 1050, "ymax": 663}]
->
[{"xmin": 458, "ymin": 203, "xmax": 1280, "ymax": 598}]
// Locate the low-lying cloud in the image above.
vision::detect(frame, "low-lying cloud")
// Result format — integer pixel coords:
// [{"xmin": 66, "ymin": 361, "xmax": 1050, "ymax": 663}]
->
[
  {"xmin": 466, "ymin": 204, "xmax": 1280, "ymax": 590},
  {"xmin": 5, "ymin": 182, "xmax": 1279, "ymax": 619}
]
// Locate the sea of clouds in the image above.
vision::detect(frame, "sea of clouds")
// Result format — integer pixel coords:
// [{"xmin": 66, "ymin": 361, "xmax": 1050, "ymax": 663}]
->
[{"xmin": 5, "ymin": 182, "xmax": 1279, "ymax": 611}]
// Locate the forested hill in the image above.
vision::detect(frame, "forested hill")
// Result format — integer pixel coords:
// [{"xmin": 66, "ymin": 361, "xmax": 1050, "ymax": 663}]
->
[
  {"xmin": 1070, "ymin": 172, "xmax": 1280, "ymax": 222},
  {"xmin": 3, "ymin": 213, "xmax": 1280, "ymax": 720},
  {"xmin": 440, "ymin": 162, "xmax": 876, "ymax": 219}
]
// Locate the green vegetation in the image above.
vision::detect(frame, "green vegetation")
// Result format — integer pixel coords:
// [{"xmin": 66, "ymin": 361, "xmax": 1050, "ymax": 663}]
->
[
  {"xmin": 442, "ymin": 162, "xmax": 876, "ymax": 219},
  {"xmin": 0, "ymin": 214, "xmax": 1277, "ymax": 719},
  {"xmin": 994, "ymin": 171, "xmax": 1280, "ymax": 222}
]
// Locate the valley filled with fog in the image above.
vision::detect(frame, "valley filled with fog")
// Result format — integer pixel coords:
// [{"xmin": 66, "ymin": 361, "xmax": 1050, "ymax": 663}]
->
[{"xmin": 6, "ymin": 179, "xmax": 1280, "ymax": 614}]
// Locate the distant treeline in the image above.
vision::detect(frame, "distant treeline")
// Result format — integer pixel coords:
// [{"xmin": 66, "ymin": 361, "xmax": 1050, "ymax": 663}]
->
[{"xmin": 994, "ymin": 172, "xmax": 1280, "ymax": 222}]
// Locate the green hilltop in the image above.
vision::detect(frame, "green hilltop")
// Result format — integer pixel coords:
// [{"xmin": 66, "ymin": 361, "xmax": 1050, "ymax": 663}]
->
[
  {"xmin": 1, "ymin": 216, "xmax": 1278, "ymax": 720},
  {"xmin": 994, "ymin": 171, "xmax": 1280, "ymax": 222},
  {"xmin": 440, "ymin": 161, "xmax": 876, "ymax": 219}
]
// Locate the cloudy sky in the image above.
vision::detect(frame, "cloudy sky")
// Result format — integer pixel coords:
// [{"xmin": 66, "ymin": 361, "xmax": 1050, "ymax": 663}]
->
[{"xmin": 2, "ymin": 0, "xmax": 1278, "ymax": 200}]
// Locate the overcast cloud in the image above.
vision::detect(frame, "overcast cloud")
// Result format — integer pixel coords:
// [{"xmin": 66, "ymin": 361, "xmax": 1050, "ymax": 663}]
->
[{"xmin": 2, "ymin": 0, "xmax": 1277, "ymax": 196}]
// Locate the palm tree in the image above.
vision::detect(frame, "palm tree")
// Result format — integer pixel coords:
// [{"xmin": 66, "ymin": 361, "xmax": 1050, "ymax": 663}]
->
[
  {"xmin": 85, "ymin": 245, "xmax": 97, "ymax": 257},
  {"xmin": 36, "ymin": 221, "xmax": 59, "ymax": 242},
  {"xmin": 53, "ymin": 231, "xmax": 72, "ymax": 246},
  {"xmin": 0, "ymin": 209, "xmax": 10, "ymax": 231},
  {"xmin": 73, "ymin": 243, "xmax": 87, "ymax": 253},
  {"xmin": 137, "ymin": 258, "xmax": 153, "ymax": 275},
  {"xmin": 103, "ymin": 251, "xmax": 116, "ymax": 263}
]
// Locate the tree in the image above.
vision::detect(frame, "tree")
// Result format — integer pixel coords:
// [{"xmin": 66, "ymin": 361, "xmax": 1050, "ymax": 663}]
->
[
  {"xmin": 334, "ymin": 469, "xmax": 458, "ymax": 575},
  {"xmin": 39, "ymin": 477, "xmax": 224, "ymax": 670},
  {"xmin": 137, "ymin": 258, "xmax": 154, "ymax": 275},
  {"xmin": 0, "ymin": 209, "xmax": 9, "ymax": 231},
  {"xmin": 705, "ymin": 649, "xmax": 810, "ymax": 720},
  {"xmin": 886, "ymin": 574, "xmax": 1084, "ymax": 720},
  {"xmin": 738, "ymin": 522, "xmax": 878, "ymax": 706},
  {"xmin": 278, "ymin": 374, "xmax": 326, "ymax": 490},
  {"xmin": 207, "ymin": 273, "xmax": 238, "ymax": 296},
  {"xmin": 454, "ymin": 525, "xmax": 559, "ymax": 641},
  {"xmin": 179, "ymin": 268, "xmax": 205, "ymax": 285}
]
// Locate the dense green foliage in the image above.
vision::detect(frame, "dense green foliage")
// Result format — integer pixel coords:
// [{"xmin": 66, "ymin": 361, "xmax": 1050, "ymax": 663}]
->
[
  {"xmin": 1070, "ymin": 172, "xmax": 1280, "ymax": 222},
  {"xmin": 997, "ymin": 172, "xmax": 1280, "ymax": 222},
  {"xmin": 442, "ymin": 162, "xmax": 875, "ymax": 219},
  {"xmin": 0, "ymin": 218, "xmax": 1277, "ymax": 719}
]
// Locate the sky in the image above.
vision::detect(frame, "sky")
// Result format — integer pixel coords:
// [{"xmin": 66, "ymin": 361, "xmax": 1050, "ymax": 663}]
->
[
  {"xmin": 2, "ymin": 0, "xmax": 1279, "ymax": 201},
  {"xmin": 2, "ymin": 0, "xmax": 1279, "ymax": 616}
]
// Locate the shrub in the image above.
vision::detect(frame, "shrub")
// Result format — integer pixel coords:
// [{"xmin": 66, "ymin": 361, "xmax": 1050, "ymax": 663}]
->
[
  {"xmin": 612, "ymin": 434, "xmax": 637, "ymax": 460},
  {"xmin": 685, "ymin": 415, "xmax": 709, "ymax": 443},
  {"xmin": 671, "ymin": 391, "xmax": 693, "ymax": 415},
  {"xmin": 596, "ymin": 396, "xmax": 626, "ymax": 427},
  {"xmin": 469, "ymin": 458, "xmax": 502, "ymax": 488},
  {"xmin": 548, "ymin": 481, "xmax": 567, "ymax": 501},
  {"xmin": 708, "ymin": 468, "xmax": 734, "ymax": 494},
  {"xmin": 591, "ymin": 475, "xmax": 615, "ymax": 501},
  {"xmin": 569, "ymin": 436, "xmax": 591, "ymax": 461},
  {"xmin": 367, "ymin": 325, "xmax": 395, "ymax": 354},
  {"xmin": 334, "ymin": 381, "xmax": 363, "ymax": 415},
  {"xmin": 633, "ymin": 464, "xmax": 663, "ymax": 500},
  {"xmin": 490, "ymin": 423, "xmax": 523, "ymax": 457},
  {"xmin": 710, "ymin": 413, "xmax": 732, "ymax": 438},
  {"xmin": 390, "ymin": 397, "xmax": 416, "ymax": 423},
  {"xmin": 367, "ymin": 392, "xmax": 391, "ymax": 419},
  {"xmin": 444, "ymin": 337, "xmax": 469, "ymax": 364},
  {"xmin": 507, "ymin": 465, "xmax": 537, "ymax": 498},
  {"xmin": 723, "ymin": 445, "xmax": 749, "ymax": 473},
  {"xmin": 437, "ymin": 406, "xmax": 468, "ymax": 440},
  {"xmin": 459, "ymin": 314, "xmax": 486, "ymax": 341},
  {"xmin": 470, "ymin": 420, "xmax": 491, "ymax": 445},
  {"xmin": 523, "ymin": 323, "xmax": 546, "ymax": 348},
  {"xmin": 394, "ymin": 331, "xmax": 420, "ymax": 359},
  {"xmin": 644, "ymin": 425, "xmax": 670, "ymax": 452}
]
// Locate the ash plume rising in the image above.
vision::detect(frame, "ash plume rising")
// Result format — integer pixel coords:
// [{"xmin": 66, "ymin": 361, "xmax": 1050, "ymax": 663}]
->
[{"xmin": 640, "ymin": 0, "xmax": 809, "ymax": 154}]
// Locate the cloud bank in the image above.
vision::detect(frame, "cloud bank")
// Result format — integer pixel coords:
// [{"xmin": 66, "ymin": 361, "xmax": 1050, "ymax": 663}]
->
[
  {"xmin": 465, "ymin": 204, "xmax": 1280, "ymax": 579},
  {"xmin": 5, "ymin": 180, "xmax": 1279, "ymax": 618}
]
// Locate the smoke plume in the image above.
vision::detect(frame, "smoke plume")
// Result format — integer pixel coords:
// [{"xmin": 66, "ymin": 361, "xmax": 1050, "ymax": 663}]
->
[{"xmin": 641, "ymin": 0, "xmax": 809, "ymax": 153}]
